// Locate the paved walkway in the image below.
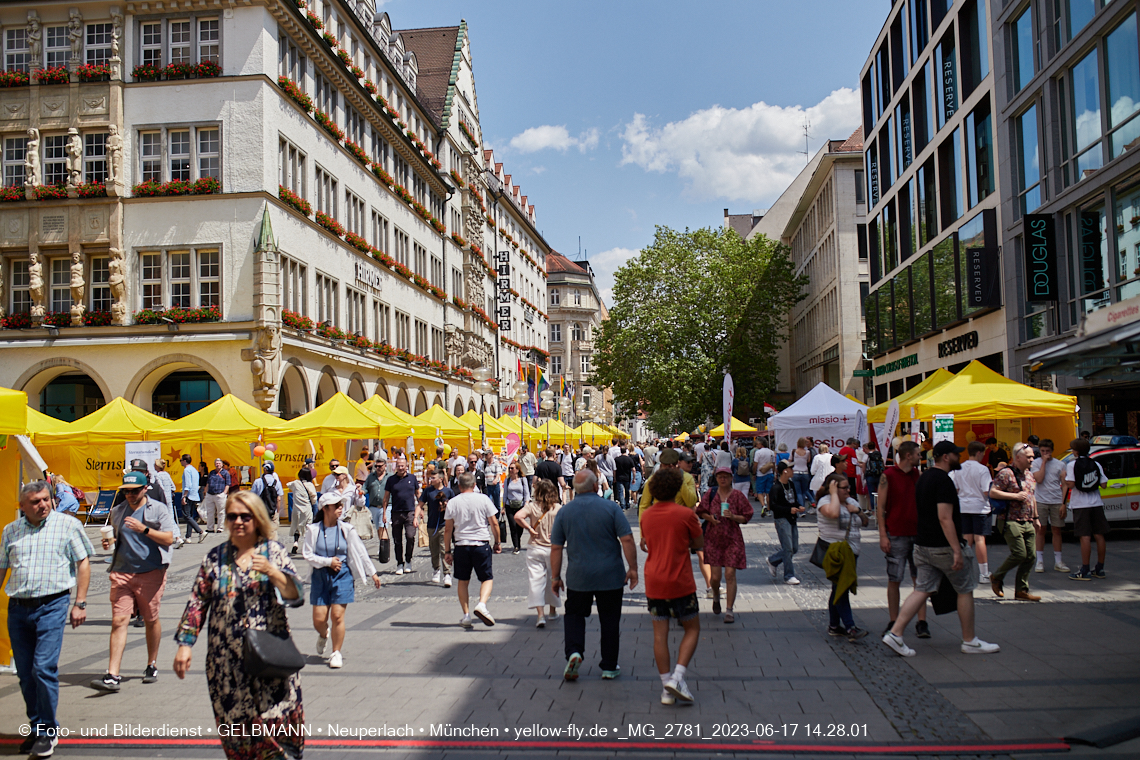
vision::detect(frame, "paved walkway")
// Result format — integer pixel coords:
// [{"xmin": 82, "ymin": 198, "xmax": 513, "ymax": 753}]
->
[{"xmin": 2, "ymin": 506, "xmax": 1139, "ymax": 759}]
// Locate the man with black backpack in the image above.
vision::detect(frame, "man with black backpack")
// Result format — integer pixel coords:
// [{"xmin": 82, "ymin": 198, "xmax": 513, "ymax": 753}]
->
[
  {"xmin": 1064, "ymin": 437, "xmax": 1109, "ymax": 581},
  {"xmin": 251, "ymin": 462, "xmax": 283, "ymax": 534}
]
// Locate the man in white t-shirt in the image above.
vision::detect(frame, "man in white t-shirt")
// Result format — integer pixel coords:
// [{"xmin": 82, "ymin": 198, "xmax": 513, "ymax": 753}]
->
[
  {"xmin": 1063, "ymin": 437, "xmax": 1109, "ymax": 581},
  {"xmin": 1030, "ymin": 439, "xmax": 1070, "ymax": 573},
  {"xmin": 752, "ymin": 444, "xmax": 776, "ymax": 514},
  {"xmin": 443, "ymin": 472, "xmax": 502, "ymax": 627},
  {"xmin": 952, "ymin": 441, "xmax": 994, "ymax": 582}
]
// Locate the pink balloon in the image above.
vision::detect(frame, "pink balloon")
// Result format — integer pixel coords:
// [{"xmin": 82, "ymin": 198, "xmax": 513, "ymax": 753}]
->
[{"xmin": 265, "ymin": 443, "xmax": 278, "ymax": 452}]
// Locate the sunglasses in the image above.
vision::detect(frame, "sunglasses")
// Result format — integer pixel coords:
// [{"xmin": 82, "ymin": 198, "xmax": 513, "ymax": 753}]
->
[{"xmin": 225, "ymin": 512, "xmax": 254, "ymax": 524}]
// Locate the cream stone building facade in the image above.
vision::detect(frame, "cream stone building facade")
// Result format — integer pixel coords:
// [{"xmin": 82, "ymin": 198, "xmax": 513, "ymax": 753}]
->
[
  {"xmin": 545, "ymin": 252, "xmax": 612, "ymax": 426},
  {"xmin": 0, "ymin": 0, "xmax": 548, "ymax": 422}
]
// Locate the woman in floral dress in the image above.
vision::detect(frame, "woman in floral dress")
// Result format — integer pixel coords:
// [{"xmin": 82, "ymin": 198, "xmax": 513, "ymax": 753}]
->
[
  {"xmin": 173, "ymin": 491, "xmax": 305, "ymax": 760},
  {"xmin": 696, "ymin": 467, "xmax": 754, "ymax": 624}
]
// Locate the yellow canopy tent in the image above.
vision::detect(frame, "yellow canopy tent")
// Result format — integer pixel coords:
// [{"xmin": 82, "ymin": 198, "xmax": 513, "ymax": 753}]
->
[
  {"xmin": 708, "ymin": 416, "xmax": 758, "ymax": 437},
  {"xmin": 905, "ymin": 361, "xmax": 1077, "ymax": 447},
  {"xmin": 155, "ymin": 394, "xmax": 286, "ymax": 443},
  {"xmin": 497, "ymin": 414, "xmax": 546, "ymax": 450},
  {"xmin": 866, "ymin": 368, "xmax": 956, "ymax": 423},
  {"xmin": 575, "ymin": 422, "xmax": 613, "ymax": 446},
  {"xmin": 26, "ymin": 407, "xmax": 69, "ymax": 434},
  {"xmin": 459, "ymin": 410, "xmax": 510, "ymax": 450},
  {"xmin": 33, "ymin": 396, "xmax": 168, "ymax": 446},
  {"xmin": 413, "ymin": 405, "xmax": 475, "ymax": 455},
  {"xmin": 0, "ymin": 388, "xmax": 30, "ymax": 665},
  {"xmin": 605, "ymin": 424, "xmax": 629, "ymax": 440},
  {"xmin": 276, "ymin": 392, "xmax": 405, "ymax": 440},
  {"xmin": 674, "ymin": 432, "xmax": 690, "ymax": 441},
  {"xmin": 360, "ymin": 395, "xmax": 421, "ymax": 434}
]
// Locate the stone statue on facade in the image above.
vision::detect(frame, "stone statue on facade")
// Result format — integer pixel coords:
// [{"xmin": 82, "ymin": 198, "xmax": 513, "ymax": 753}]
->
[
  {"xmin": 110, "ymin": 8, "xmax": 122, "ymax": 58},
  {"xmin": 24, "ymin": 129, "xmax": 40, "ymax": 190},
  {"xmin": 68, "ymin": 10, "xmax": 83, "ymax": 63},
  {"xmin": 0, "ymin": 259, "xmax": 6, "ymax": 319},
  {"xmin": 66, "ymin": 128, "xmax": 82, "ymax": 187},
  {"xmin": 107, "ymin": 125, "xmax": 123, "ymax": 185},
  {"xmin": 28, "ymin": 254, "xmax": 44, "ymax": 320},
  {"xmin": 108, "ymin": 249, "xmax": 128, "ymax": 324},
  {"xmin": 28, "ymin": 13, "xmax": 42, "ymax": 65},
  {"xmin": 251, "ymin": 325, "xmax": 282, "ymax": 392},
  {"xmin": 69, "ymin": 251, "xmax": 85, "ymax": 325}
]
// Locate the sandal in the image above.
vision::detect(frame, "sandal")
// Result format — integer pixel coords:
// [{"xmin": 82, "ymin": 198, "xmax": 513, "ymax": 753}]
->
[{"xmin": 724, "ymin": 611, "xmax": 735, "ymax": 624}]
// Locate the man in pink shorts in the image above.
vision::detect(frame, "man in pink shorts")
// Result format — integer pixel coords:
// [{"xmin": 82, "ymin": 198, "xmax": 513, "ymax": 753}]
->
[{"xmin": 92, "ymin": 471, "xmax": 178, "ymax": 692}]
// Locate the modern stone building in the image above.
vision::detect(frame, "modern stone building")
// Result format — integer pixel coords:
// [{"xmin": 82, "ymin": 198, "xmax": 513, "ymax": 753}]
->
[{"xmin": 0, "ymin": 0, "xmax": 548, "ymax": 422}]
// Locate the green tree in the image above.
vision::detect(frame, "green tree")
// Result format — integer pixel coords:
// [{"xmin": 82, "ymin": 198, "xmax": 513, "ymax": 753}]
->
[{"xmin": 592, "ymin": 225, "xmax": 805, "ymax": 431}]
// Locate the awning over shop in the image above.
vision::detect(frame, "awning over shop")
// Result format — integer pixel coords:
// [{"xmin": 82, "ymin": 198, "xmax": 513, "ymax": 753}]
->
[
  {"xmin": 866, "ymin": 369, "xmax": 956, "ymax": 423},
  {"xmin": 907, "ymin": 360, "xmax": 1077, "ymax": 421},
  {"xmin": 1028, "ymin": 319, "xmax": 1140, "ymax": 379}
]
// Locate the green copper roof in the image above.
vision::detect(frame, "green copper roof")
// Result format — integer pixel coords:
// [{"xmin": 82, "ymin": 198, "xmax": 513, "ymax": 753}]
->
[
  {"xmin": 439, "ymin": 20, "xmax": 466, "ymax": 132},
  {"xmin": 256, "ymin": 202, "xmax": 276, "ymax": 252}
]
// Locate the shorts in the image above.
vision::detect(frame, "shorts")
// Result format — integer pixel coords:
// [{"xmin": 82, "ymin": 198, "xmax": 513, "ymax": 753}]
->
[
  {"xmin": 756, "ymin": 473, "xmax": 775, "ymax": 494},
  {"xmin": 961, "ymin": 512, "xmax": 994, "ymax": 536},
  {"xmin": 452, "ymin": 543, "xmax": 493, "ymax": 582},
  {"xmin": 647, "ymin": 592, "xmax": 699, "ymax": 622},
  {"xmin": 1073, "ymin": 505, "xmax": 1110, "ymax": 537},
  {"xmin": 885, "ymin": 534, "xmax": 917, "ymax": 584},
  {"xmin": 914, "ymin": 543, "xmax": 978, "ymax": 595},
  {"xmin": 310, "ymin": 563, "xmax": 355, "ymax": 606},
  {"xmin": 109, "ymin": 568, "xmax": 167, "ymax": 622},
  {"xmin": 1037, "ymin": 502, "xmax": 1064, "ymax": 528}
]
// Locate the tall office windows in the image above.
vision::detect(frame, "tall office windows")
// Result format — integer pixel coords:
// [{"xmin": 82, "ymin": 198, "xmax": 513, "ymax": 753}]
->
[
  {"xmin": 898, "ymin": 182, "xmax": 914, "ymax": 262},
  {"xmin": 1075, "ymin": 199, "xmax": 1109, "ymax": 314},
  {"xmin": 890, "ymin": 15, "xmax": 907, "ymax": 91},
  {"xmin": 878, "ymin": 280, "xmax": 894, "ymax": 351},
  {"xmin": 912, "ymin": 253, "xmax": 932, "ymax": 335},
  {"xmin": 932, "ymin": 235, "xmax": 959, "ymax": 327},
  {"xmin": 315, "ymin": 273, "xmax": 338, "ymax": 326},
  {"xmin": 862, "ymin": 72, "xmax": 874, "ymax": 135},
  {"xmin": 1067, "ymin": 0, "xmax": 1098, "ymax": 41},
  {"xmin": 279, "ymin": 138, "xmax": 306, "ymax": 198},
  {"xmin": 958, "ymin": 213, "xmax": 988, "ymax": 318},
  {"xmin": 910, "ymin": 0, "xmax": 929, "ymax": 63},
  {"xmin": 1107, "ymin": 13, "xmax": 1140, "ymax": 158},
  {"xmin": 913, "ymin": 60, "xmax": 931, "ymax": 153},
  {"xmin": 867, "ymin": 137, "xmax": 880, "ymax": 207},
  {"xmin": 938, "ymin": 129, "xmax": 964, "ymax": 227},
  {"xmin": 43, "ymin": 135, "xmax": 67, "ymax": 186},
  {"xmin": 966, "ymin": 100, "xmax": 994, "ymax": 208},
  {"xmin": 50, "ymin": 258, "xmax": 72, "ymax": 313},
  {"xmin": 960, "ymin": 0, "xmax": 989, "ymax": 97},
  {"xmin": 84, "ymin": 133, "xmax": 108, "ymax": 184},
  {"xmin": 855, "ymin": 169, "xmax": 866, "ymax": 205},
  {"xmin": 869, "ymin": 217, "xmax": 881, "ymax": 284},
  {"xmin": 936, "ymin": 28, "xmax": 958, "ymax": 129},
  {"xmin": 894, "ymin": 266, "xmax": 912, "ymax": 344},
  {"xmin": 896, "ymin": 95, "xmax": 913, "ymax": 171},
  {"xmin": 930, "ymin": 0, "xmax": 952, "ymax": 32},
  {"xmin": 885, "ymin": 199, "xmax": 898, "ymax": 273},
  {"xmin": 865, "ymin": 289, "xmax": 879, "ymax": 356},
  {"xmin": 1064, "ymin": 48, "xmax": 1104, "ymax": 183},
  {"xmin": 1018, "ymin": 104, "xmax": 1042, "ymax": 212},
  {"xmin": 883, "ymin": 116, "xmax": 894, "ymax": 188},
  {"xmin": 1112, "ymin": 177, "xmax": 1140, "ymax": 301},
  {"xmin": 918, "ymin": 157, "xmax": 938, "ymax": 246},
  {"xmin": 1012, "ymin": 7, "xmax": 1035, "ymax": 93},
  {"xmin": 280, "ymin": 256, "xmax": 307, "ymax": 316},
  {"xmin": 877, "ymin": 44, "xmax": 891, "ymax": 118}
]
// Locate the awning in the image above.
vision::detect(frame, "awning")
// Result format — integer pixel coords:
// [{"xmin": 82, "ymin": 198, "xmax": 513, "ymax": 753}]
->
[{"xmin": 1028, "ymin": 320, "xmax": 1140, "ymax": 379}]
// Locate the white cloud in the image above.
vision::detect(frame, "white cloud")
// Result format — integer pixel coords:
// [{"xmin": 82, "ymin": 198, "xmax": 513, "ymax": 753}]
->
[
  {"xmin": 530, "ymin": 165, "xmax": 547, "ymax": 175},
  {"xmin": 584, "ymin": 246, "xmax": 640, "ymax": 308},
  {"xmin": 510, "ymin": 125, "xmax": 599, "ymax": 154},
  {"xmin": 619, "ymin": 88, "xmax": 860, "ymax": 203}
]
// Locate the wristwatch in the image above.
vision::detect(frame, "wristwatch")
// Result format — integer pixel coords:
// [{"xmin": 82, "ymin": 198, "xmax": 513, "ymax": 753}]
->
[
  {"xmin": 74, "ymin": 601, "xmax": 87, "ymax": 610},
  {"xmin": 143, "ymin": 527, "xmax": 150, "ymax": 535}
]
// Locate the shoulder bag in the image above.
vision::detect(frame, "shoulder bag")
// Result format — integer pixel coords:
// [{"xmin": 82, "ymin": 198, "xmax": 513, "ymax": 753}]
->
[
  {"xmin": 810, "ymin": 504, "xmax": 851, "ymax": 569},
  {"xmin": 235, "ymin": 544, "xmax": 305, "ymax": 681}
]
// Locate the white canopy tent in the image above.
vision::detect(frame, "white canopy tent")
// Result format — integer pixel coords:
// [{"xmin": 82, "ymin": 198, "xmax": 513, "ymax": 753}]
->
[{"xmin": 768, "ymin": 383, "xmax": 868, "ymax": 451}]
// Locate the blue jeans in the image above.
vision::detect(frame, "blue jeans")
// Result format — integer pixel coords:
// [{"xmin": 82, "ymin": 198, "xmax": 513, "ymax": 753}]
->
[
  {"xmin": 485, "ymin": 483, "xmax": 501, "ymax": 512},
  {"xmin": 828, "ymin": 555, "xmax": 858, "ymax": 630},
  {"xmin": 792, "ymin": 473, "xmax": 812, "ymax": 507},
  {"xmin": 768, "ymin": 518, "xmax": 799, "ymax": 580},
  {"xmin": 613, "ymin": 478, "xmax": 631, "ymax": 509},
  {"xmin": 9, "ymin": 594, "xmax": 69, "ymax": 737},
  {"xmin": 367, "ymin": 506, "xmax": 384, "ymax": 532}
]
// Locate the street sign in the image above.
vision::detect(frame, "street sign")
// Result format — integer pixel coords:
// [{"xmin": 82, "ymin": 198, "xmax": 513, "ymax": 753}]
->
[
  {"xmin": 497, "ymin": 263, "xmax": 510, "ymax": 277},
  {"xmin": 853, "ymin": 369, "xmax": 874, "ymax": 377}
]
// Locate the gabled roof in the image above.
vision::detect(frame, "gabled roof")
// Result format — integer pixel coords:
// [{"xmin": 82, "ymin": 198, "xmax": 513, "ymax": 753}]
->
[
  {"xmin": 396, "ymin": 25, "xmax": 460, "ymax": 130},
  {"xmin": 836, "ymin": 126, "xmax": 864, "ymax": 153},
  {"xmin": 547, "ymin": 251, "xmax": 588, "ymax": 275}
]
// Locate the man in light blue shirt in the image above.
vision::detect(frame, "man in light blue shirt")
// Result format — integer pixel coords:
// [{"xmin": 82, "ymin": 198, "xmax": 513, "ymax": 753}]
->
[
  {"xmin": 180, "ymin": 455, "xmax": 204, "ymax": 544},
  {"xmin": 551, "ymin": 469, "xmax": 638, "ymax": 682}
]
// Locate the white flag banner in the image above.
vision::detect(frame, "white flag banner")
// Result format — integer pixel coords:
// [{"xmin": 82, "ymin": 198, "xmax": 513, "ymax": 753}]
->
[{"xmin": 722, "ymin": 374, "xmax": 734, "ymax": 440}]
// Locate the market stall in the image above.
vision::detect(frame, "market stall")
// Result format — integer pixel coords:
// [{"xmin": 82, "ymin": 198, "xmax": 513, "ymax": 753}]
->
[
  {"xmin": 708, "ymin": 416, "xmax": 758, "ymax": 439},
  {"xmin": 767, "ymin": 382, "xmax": 868, "ymax": 451}
]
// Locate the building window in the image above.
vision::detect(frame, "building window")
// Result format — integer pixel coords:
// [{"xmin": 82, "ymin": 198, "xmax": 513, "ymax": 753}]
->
[
  {"xmin": 394, "ymin": 311, "xmax": 410, "ymax": 349},
  {"xmin": 45, "ymin": 26, "xmax": 69, "ymax": 68},
  {"xmin": 141, "ymin": 21, "xmax": 163, "ymax": 66},
  {"xmin": 938, "ymin": 128, "xmax": 964, "ymax": 227},
  {"xmin": 393, "ymin": 228, "xmax": 409, "ymax": 267},
  {"xmin": 1061, "ymin": 47, "xmax": 1104, "ymax": 186},
  {"xmin": 345, "ymin": 288, "xmax": 366, "ymax": 335},
  {"xmin": 1106, "ymin": 13, "xmax": 1140, "ymax": 160},
  {"xmin": 137, "ymin": 125, "xmax": 222, "ymax": 185},
  {"xmin": 935, "ymin": 28, "xmax": 957, "ymax": 131},
  {"xmin": 198, "ymin": 18, "xmax": 220, "ymax": 63},
  {"xmin": 372, "ymin": 210, "xmax": 389, "ymax": 252},
  {"xmin": 345, "ymin": 190, "xmax": 365, "ymax": 236},
  {"xmin": 430, "ymin": 255, "xmax": 443, "ymax": 288},
  {"xmin": 85, "ymin": 133, "xmax": 108, "ymax": 184},
  {"xmin": 580, "ymin": 354, "xmax": 591, "ymax": 374},
  {"xmin": 42, "ymin": 135, "xmax": 67, "ymax": 187},
  {"xmin": 50, "ymin": 258, "xmax": 71, "ymax": 313},
  {"xmin": 278, "ymin": 138, "xmax": 306, "ymax": 198},
  {"xmin": 280, "ymin": 256, "xmax": 307, "ymax": 316},
  {"xmin": 314, "ymin": 166, "xmax": 337, "ymax": 216},
  {"xmin": 1017, "ymin": 104, "xmax": 1042, "ymax": 213},
  {"xmin": 137, "ymin": 248, "xmax": 222, "ymax": 312},
  {"xmin": 413, "ymin": 243, "xmax": 427, "ymax": 276},
  {"xmin": 86, "ymin": 23, "xmax": 112, "ymax": 65},
  {"xmin": 550, "ymin": 355, "xmax": 562, "ymax": 376},
  {"xmin": 959, "ymin": 0, "xmax": 989, "ymax": 98},
  {"xmin": 315, "ymin": 272, "xmax": 338, "ymax": 326},
  {"xmin": 550, "ymin": 323, "xmax": 561, "ymax": 342},
  {"xmin": 171, "ymin": 20, "xmax": 191, "ymax": 64},
  {"xmin": 1074, "ymin": 198, "xmax": 1110, "ymax": 315},
  {"xmin": 582, "ymin": 389, "xmax": 591, "ymax": 407},
  {"xmin": 372, "ymin": 300, "xmax": 390, "ymax": 345},
  {"xmin": 1012, "ymin": 6, "xmax": 1034, "ymax": 93},
  {"xmin": 198, "ymin": 128, "xmax": 219, "ymax": 179},
  {"xmin": 1065, "ymin": 0, "xmax": 1099, "ymax": 43},
  {"xmin": 965, "ymin": 99, "xmax": 994, "ymax": 208},
  {"xmin": 550, "ymin": 288, "xmax": 560, "ymax": 306},
  {"xmin": 10, "ymin": 260, "xmax": 30, "ymax": 314},
  {"xmin": 90, "ymin": 256, "xmax": 111, "ymax": 312},
  {"xmin": 170, "ymin": 129, "xmax": 190, "ymax": 181},
  {"xmin": 573, "ymin": 289, "xmax": 581, "ymax": 305},
  {"xmin": 5, "ymin": 29, "xmax": 29, "ymax": 72},
  {"xmin": 571, "ymin": 322, "xmax": 583, "ymax": 341},
  {"xmin": 140, "ymin": 132, "xmax": 161, "ymax": 182},
  {"xmin": 415, "ymin": 319, "xmax": 428, "ymax": 357}
]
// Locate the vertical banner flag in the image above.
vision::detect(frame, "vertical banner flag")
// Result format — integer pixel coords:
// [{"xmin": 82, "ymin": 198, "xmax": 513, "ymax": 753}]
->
[
  {"xmin": 855, "ymin": 410, "xmax": 867, "ymax": 445},
  {"xmin": 884, "ymin": 400, "xmax": 900, "ymax": 453},
  {"xmin": 723, "ymin": 373, "xmax": 734, "ymax": 441},
  {"xmin": 124, "ymin": 440, "xmax": 162, "ymax": 477}
]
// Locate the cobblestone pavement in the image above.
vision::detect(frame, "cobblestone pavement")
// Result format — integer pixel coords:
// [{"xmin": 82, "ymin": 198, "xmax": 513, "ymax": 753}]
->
[{"xmin": 2, "ymin": 506, "xmax": 1139, "ymax": 759}]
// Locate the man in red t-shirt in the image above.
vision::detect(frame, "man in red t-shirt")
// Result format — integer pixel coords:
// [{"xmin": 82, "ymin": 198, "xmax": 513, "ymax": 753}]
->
[
  {"xmin": 640, "ymin": 467, "xmax": 703, "ymax": 707},
  {"xmin": 876, "ymin": 441, "xmax": 929, "ymax": 638},
  {"xmin": 839, "ymin": 439, "xmax": 859, "ymax": 481}
]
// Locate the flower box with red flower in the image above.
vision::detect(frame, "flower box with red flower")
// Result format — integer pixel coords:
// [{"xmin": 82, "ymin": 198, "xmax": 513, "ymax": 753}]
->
[
  {"xmin": 317, "ymin": 322, "xmax": 348, "ymax": 341},
  {"xmin": 431, "ymin": 158, "xmax": 442, "ymax": 171},
  {"xmin": 0, "ymin": 70, "xmax": 30, "ymax": 88},
  {"xmin": 43, "ymin": 312, "xmax": 71, "ymax": 328},
  {"xmin": 314, "ymin": 111, "xmax": 344, "ymax": 142},
  {"xmin": 350, "ymin": 64, "xmax": 364, "ymax": 79},
  {"xmin": 76, "ymin": 63, "xmax": 111, "ymax": 82},
  {"xmin": 344, "ymin": 139, "xmax": 368, "ymax": 164},
  {"xmin": 131, "ymin": 63, "xmax": 163, "ymax": 81},
  {"xmin": 278, "ymin": 185, "xmax": 312, "ymax": 216},
  {"xmin": 336, "ymin": 49, "xmax": 352, "ymax": 67},
  {"xmin": 34, "ymin": 185, "xmax": 69, "ymax": 201},
  {"xmin": 306, "ymin": 11, "xmax": 323, "ymax": 28},
  {"xmin": 83, "ymin": 310, "xmax": 112, "ymax": 327},
  {"xmin": 75, "ymin": 182, "xmax": 106, "ymax": 198},
  {"xmin": 315, "ymin": 211, "xmax": 345, "ymax": 237},
  {"xmin": 370, "ymin": 163, "xmax": 394, "ymax": 187},
  {"xmin": 372, "ymin": 249, "xmax": 395, "ymax": 268},
  {"xmin": 450, "ymin": 232, "xmax": 468, "ymax": 248},
  {"xmin": 430, "ymin": 218, "xmax": 445, "ymax": 235},
  {"xmin": 1, "ymin": 312, "xmax": 31, "ymax": 329},
  {"xmin": 134, "ymin": 304, "xmax": 221, "ymax": 325},
  {"xmin": 363, "ymin": 79, "xmax": 377, "ymax": 95},
  {"xmin": 375, "ymin": 342, "xmax": 397, "ymax": 357},
  {"xmin": 321, "ymin": 31, "xmax": 338, "ymax": 47},
  {"xmin": 345, "ymin": 231, "xmax": 369, "ymax": 253},
  {"xmin": 35, "ymin": 67, "xmax": 70, "ymax": 85},
  {"xmin": 164, "ymin": 62, "xmax": 197, "ymax": 80},
  {"xmin": 278, "ymin": 77, "xmax": 313, "ymax": 113},
  {"xmin": 449, "ymin": 170, "xmax": 466, "ymax": 188},
  {"xmin": 452, "ymin": 295, "xmax": 469, "ymax": 310},
  {"xmin": 282, "ymin": 310, "xmax": 313, "ymax": 331},
  {"xmin": 458, "ymin": 121, "xmax": 478, "ymax": 147},
  {"xmin": 350, "ymin": 334, "xmax": 372, "ymax": 349},
  {"xmin": 194, "ymin": 60, "xmax": 222, "ymax": 78},
  {"xmin": 0, "ymin": 186, "xmax": 24, "ymax": 203}
]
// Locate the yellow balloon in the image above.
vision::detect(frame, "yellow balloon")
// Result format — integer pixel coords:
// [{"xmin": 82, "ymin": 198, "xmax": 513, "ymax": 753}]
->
[
  {"xmin": 965, "ymin": 431, "xmax": 977, "ymax": 442},
  {"xmin": 443, "ymin": 444, "xmax": 452, "ymax": 456}
]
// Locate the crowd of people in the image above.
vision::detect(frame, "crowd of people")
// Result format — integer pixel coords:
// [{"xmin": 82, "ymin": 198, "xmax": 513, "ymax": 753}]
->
[{"xmin": 0, "ymin": 426, "xmax": 1115, "ymax": 759}]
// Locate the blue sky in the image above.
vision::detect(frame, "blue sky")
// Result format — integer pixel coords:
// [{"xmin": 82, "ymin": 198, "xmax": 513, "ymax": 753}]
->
[{"xmin": 387, "ymin": 0, "xmax": 887, "ymax": 302}]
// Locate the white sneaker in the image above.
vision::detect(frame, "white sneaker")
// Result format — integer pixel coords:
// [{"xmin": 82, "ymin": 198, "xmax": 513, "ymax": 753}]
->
[
  {"xmin": 443, "ymin": 573, "xmax": 452, "ymax": 588},
  {"xmin": 882, "ymin": 631, "xmax": 916, "ymax": 657},
  {"xmin": 395, "ymin": 564, "xmax": 404, "ymax": 576},
  {"xmin": 536, "ymin": 617, "xmax": 546, "ymax": 629},
  {"xmin": 980, "ymin": 572, "xmax": 991, "ymax": 583},
  {"xmin": 316, "ymin": 636, "xmax": 328, "ymax": 657},
  {"xmin": 432, "ymin": 570, "xmax": 442, "ymax": 584},
  {"xmin": 328, "ymin": 650, "xmax": 343, "ymax": 668},
  {"xmin": 175, "ymin": 538, "xmax": 185, "ymax": 549},
  {"xmin": 660, "ymin": 688, "xmax": 676, "ymax": 705},
  {"xmin": 473, "ymin": 602, "xmax": 495, "ymax": 626},
  {"xmin": 1055, "ymin": 563, "xmax": 1071, "ymax": 573},
  {"xmin": 664, "ymin": 676, "xmax": 694, "ymax": 703},
  {"xmin": 459, "ymin": 614, "xmax": 474, "ymax": 629},
  {"xmin": 1035, "ymin": 561, "xmax": 1045, "ymax": 573},
  {"xmin": 961, "ymin": 637, "xmax": 1000, "ymax": 655},
  {"xmin": 547, "ymin": 610, "xmax": 559, "ymax": 621},
  {"xmin": 785, "ymin": 577, "xmax": 801, "ymax": 585},
  {"xmin": 767, "ymin": 561, "xmax": 778, "ymax": 579},
  {"xmin": 705, "ymin": 588, "xmax": 714, "ymax": 599}
]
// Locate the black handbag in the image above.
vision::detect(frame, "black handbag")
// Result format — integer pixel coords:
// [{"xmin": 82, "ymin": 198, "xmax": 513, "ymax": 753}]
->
[
  {"xmin": 234, "ymin": 546, "xmax": 305, "ymax": 681},
  {"xmin": 377, "ymin": 526, "xmax": 391, "ymax": 564},
  {"xmin": 810, "ymin": 506, "xmax": 852, "ymax": 569}
]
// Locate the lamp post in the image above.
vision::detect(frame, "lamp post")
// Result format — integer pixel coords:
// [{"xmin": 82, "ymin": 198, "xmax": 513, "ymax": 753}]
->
[
  {"xmin": 539, "ymin": 389, "xmax": 554, "ymax": 442},
  {"xmin": 472, "ymin": 366, "xmax": 493, "ymax": 450},
  {"xmin": 512, "ymin": 380, "xmax": 529, "ymax": 448},
  {"xmin": 558, "ymin": 396, "xmax": 572, "ymax": 447}
]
